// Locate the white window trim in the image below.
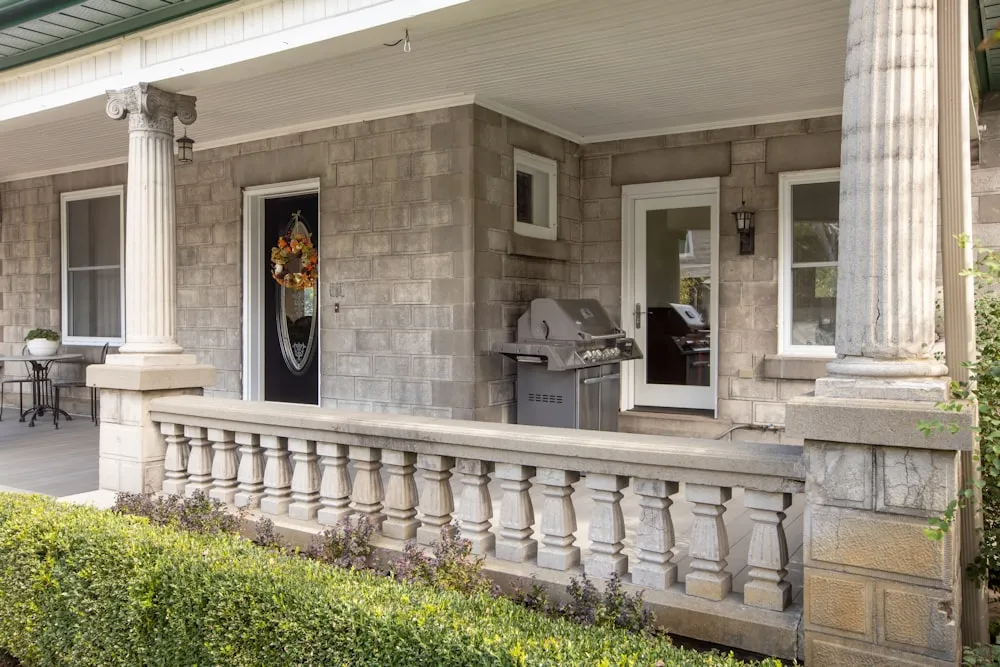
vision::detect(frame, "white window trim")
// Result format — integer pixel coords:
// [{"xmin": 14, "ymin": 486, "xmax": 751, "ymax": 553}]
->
[
  {"xmin": 513, "ymin": 148, "xmax": 558, "ymax": 241},
  {"xmin": 778, "ymin": 168, "xmax": 840, "ymax": 358},
  {"xmin": 60, "ymin": 185, "xmax": 125, "ymax": 347}
]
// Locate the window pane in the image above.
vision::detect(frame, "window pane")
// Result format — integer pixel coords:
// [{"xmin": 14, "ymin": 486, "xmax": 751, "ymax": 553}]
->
[
  {"xmin": 68, "ymin": 268, "xmax": 120, "ymax": 338},
  {"xmin": 67, "ymin": 196, "xmax": 121, "ymax": 268},
  {"xmin": 645, "ymin": 206, "xmax": 712, "ymax": 387},
  {"xmin": 791, "ymin": 181, "xmax": 839, "ymax": 263},
  {"xmin": 790, "ymin": 266, "xmax": 837, "ymax": 347},
  {"xmin": 515, "ymin": 165, "xmax": 550, "ymax": 228}
]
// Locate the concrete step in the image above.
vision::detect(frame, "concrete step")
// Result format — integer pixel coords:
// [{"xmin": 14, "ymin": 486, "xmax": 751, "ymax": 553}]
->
[{"xmin": 618, "ymin": 409, "xmax": 734, "ymax": 439}]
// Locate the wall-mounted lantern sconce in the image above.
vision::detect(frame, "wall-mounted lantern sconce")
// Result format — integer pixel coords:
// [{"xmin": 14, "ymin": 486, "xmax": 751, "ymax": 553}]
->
[
  {"xmin": 176, "ymin": 129, "xmax": 194, "ymax": 164},
  {"xmin": 733, "ymin": 200, "xmax": 756, "ymax": 256}
]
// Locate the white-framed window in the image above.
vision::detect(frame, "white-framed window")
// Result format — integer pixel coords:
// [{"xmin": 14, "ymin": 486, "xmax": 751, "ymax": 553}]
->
[
  {"xmin": 60, "ymin": 186, "xmax": 125, "ymax": 346},
  {"xmin": 513, "ymin": 148, "xmax": 558, "ymax": 241},
  {"xmin": 778, "ymin": 168, "xmax": 840, "ymax": 357}
]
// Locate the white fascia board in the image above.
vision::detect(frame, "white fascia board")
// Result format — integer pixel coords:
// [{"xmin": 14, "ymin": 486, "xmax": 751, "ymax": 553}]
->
[
  {"xmin": 135, "ymin": 0, "xmax": 471, "ymax": 85},
  {"xmin": 0, "ymin": 0, "xmax": 471, "ymax": 123}
]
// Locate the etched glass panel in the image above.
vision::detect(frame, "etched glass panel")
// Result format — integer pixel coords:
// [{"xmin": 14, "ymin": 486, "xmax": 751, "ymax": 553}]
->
[{"xmin": 276, "ymin": 213, "xmax": 317, "ymax": 375}]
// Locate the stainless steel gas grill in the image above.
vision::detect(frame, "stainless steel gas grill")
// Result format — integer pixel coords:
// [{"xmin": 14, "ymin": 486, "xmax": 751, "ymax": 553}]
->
[{"xmin": 496, "ymin": 298, "xmax": 643, "ymax": 432}]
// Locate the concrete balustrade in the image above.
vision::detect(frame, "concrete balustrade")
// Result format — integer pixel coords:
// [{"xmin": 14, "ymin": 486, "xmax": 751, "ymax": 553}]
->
[{"xmin": 149, "ymin": 394, "xmax": 806, "ymax": 659}]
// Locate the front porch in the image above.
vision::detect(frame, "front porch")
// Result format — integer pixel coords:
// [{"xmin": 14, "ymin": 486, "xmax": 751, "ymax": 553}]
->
[
  {"xmin": 0, "ymin": 415, "xmax": 97, "ymax": 496},
  {"xmin": 0, "ymin": 0, "xmax": 988, "ymax": 661}
]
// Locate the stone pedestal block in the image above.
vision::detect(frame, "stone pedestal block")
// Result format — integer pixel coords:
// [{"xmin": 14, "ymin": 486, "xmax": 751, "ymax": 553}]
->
[
  {"xmin": 789, "ymin": 396, "xmax": 971, "ymax": 667},
  {"xmin": 89, "ymin": 355, "xmax": 216, "ymax": 494}
]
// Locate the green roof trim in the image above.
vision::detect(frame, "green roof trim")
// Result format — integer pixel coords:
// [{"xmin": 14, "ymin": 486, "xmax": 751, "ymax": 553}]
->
[
  {"xmin": 0, "ymin": 0, "xmax": 234, "ymax": 73},
  {"xmin": 0, "ymin": 0, "xmax": 84, "ymax": 30}
]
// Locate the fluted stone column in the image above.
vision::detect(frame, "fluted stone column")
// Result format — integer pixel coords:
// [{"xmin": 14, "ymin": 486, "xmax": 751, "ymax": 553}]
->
[
  {"xmin": 88, "ymin": 82, "xmax": 215, "ymax": 496},
  {"xmin": 788, "ymin": 3, "xmax": 973, "ymax": 664},
  {"xmin": 820, "ymin": 0, "xmax": 948, "ymax": 401},
  {"xmin": 105, "ymin": 82, "xmax": 194, "ymax": 355}
]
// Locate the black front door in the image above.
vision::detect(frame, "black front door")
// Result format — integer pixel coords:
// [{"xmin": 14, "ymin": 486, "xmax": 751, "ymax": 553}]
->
[{"xmin": 263, "ymin": 194, "xmax": 319, "ymax": 405}]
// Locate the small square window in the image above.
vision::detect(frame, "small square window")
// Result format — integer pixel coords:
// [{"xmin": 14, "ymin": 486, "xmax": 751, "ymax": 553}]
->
[{"xmin": 513, "ymin": 149, "xmax": 558, "ymax": 241}]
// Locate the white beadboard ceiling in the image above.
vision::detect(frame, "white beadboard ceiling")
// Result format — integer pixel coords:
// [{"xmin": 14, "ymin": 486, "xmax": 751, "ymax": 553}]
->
[{"xmin": 0, "ymin": 0, "xmax": 848, "ymax": 181}]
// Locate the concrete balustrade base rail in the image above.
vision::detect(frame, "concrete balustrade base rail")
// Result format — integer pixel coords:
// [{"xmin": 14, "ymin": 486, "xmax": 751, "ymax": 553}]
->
[{"xmin": 148, "ymin": 394, "xmax": 807, "ymax": 660}]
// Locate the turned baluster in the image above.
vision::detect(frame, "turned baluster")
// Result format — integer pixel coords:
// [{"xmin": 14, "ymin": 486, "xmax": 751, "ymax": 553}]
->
[
  {"xmin": 349, "ymin": 446, "xmax": 385, "ymax": 528},
  {"xmin": 685, "ymin": 483, "xmax": 732, "ymax": 601},
  {"xmin": 208, "ymin": 428, "xmax": 238, "ymax": 505},
  {"xmin": 495, "ymin": 463, "xmax": 536, "ymax": 562},
  {"xmin": 317, "ymin": 442, "xmax": 352, "ymax": 526},
  {"xmin": 184, "ymin": 425, "xmax": 213, "ymax": 497},
  {"xmin": 743, "ymin": 490, "xmax": 793, "ymax": 611},
  {"xmin": 586, "ymin": 474, "xmax": 628, "ymax": 579},
  {"xmin": 234, "ymin": 432, "xmax": 264, "ymax": 509},
  {"xmin": 631, "ymin": 478, "xmax": 679, "ymax": 590},
  {"xmin": 161, "ymin": 423, "xmax": 190, "ymax": 496},
  {"xmin": 537, "ymin": 468, "xmax": 580, "ymax": 570},
  {"xmin": 416, "ymin": 454, "xmax": 455, "ymax": 545},
  {"xmin": 382, "ymin": 450, "xmax": 419, "ymax": 540},
  {"xmin": 457, "ymin": 459, "xmax": 494, "ymax": 555},
  {"xmin": 288, "ymin": 438, "xmax": 321, "ymax": 521},
  {"xmin": 260, "ymin": 435, "xmax": 292, "ymax": 515}
]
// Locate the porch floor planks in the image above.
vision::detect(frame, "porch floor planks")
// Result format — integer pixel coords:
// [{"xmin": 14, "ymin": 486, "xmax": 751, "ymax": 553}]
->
[{"xmin": 0, "ymin": 415, "xmax": 98, "ymax": 497}]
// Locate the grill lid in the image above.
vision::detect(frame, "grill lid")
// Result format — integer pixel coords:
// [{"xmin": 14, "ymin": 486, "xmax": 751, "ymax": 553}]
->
[
  {"xmin": 519, "ymin": 298, "xmax": 623, "ymax": 341},
  {"xmin": 496, "ymin": 298, "xmax": 643, "ymax": 371}
]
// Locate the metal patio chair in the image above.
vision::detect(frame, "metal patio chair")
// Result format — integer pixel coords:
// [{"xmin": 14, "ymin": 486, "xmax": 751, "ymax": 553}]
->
[
  {"xmin": 53, "ymin": 342, "xmax": 108, "ymax": 426},
  {"xmin": 0, "ymin": 345, "xmax": 49, "ymax": 422}
]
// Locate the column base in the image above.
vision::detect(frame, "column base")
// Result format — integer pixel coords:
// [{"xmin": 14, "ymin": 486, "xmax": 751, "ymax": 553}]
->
[
  {"xmin": 89, "ymin": 357, "xmax": 216, "ymax": 495},
  {"xmin": 119, "ymin": 342, "xmax": 184, "ymax": 355},
  {"xmin": 820, "ymin": 357, "xmax": 950, "ymax": 402}
]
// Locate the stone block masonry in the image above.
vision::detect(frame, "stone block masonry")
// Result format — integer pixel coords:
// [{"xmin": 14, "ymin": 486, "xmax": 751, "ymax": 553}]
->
[
  {"xmin": 581, "ymin": 117, "xmax": 843, "ymax": 430},
  {"xmin": 11, "ymin": 104, "xmax": 1000, "ymax": 429},
  {"xmin": 471, "ymin": 107, "xmax": 581, "ymax": 422}
]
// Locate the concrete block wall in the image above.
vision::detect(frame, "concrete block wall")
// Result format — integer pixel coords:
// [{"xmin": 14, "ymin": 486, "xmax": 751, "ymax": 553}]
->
[
  {"xmin": 471, "ymin": 108, "xmax": 582, "ymax": 422},
  {"xmin": 973, "ymin": 107, "xmax": 1000, "ymax": 251},
  {"xmin": 0, "ymin": 166, "xmax": 125, "ymax": 413},
  {"xmin": 579, "ymin": 117, "xmax": 843, "ymax": 428},
  {"xmin": 179, "ymin": 104, "xmax": 479, "ymax": 415},
  {"xmin": 0, "ymin": 107, "xmax": 479, "ymax": 418}
]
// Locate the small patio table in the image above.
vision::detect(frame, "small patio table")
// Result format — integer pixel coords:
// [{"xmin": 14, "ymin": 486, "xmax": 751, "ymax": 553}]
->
[{"xmin": 0, "ymin": 353, "xmax": 83, "ymax": 428}]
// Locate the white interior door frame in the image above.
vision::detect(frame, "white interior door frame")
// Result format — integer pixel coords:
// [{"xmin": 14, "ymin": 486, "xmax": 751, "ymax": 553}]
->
[
  {"xmin": 620, "ymin": 177, "xmax": 720, "ymax": 414},
  {"xmin": 242, "ymin": 178, "xmax": 321, "ymax": 401}
]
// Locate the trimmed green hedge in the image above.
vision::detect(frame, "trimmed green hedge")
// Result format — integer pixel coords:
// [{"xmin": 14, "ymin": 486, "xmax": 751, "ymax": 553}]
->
[{"xmin": 0, "ymin": 494, "xmax": 778, "ymax": 667}]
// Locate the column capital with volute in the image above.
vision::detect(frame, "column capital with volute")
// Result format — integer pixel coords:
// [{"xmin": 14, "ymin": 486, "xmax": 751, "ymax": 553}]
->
[{"xmin": 106, "ymin": 82, "xmax": 197, "ymax": 134}]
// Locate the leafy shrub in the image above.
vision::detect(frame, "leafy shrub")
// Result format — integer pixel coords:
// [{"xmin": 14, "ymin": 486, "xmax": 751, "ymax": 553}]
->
[
  {"xmin": 560, "ymin": 573, "xmax": 654, "ymax": 635},
  {"xmin": 392, "ymin": 526, "xmax": 496, "ymax": 596},
  {"xmin": 112, "ymin": 490, "xmax": 243, "ymax": 537},
  {"xmin": 251, "ymin": 517, "xmax": 285, "ymax": 550},
  {"xmin": 924, "ymin": 240, "xmax": 1000, "ymax": 588},
  {"xmin": 0, "ymin": 494, "xmax": 785, "ymax": 667},
  {"xmin": 965, "ymin": 644, "xmax": 1000, "ymax": 666},
  {"xmin": 307, "ymin": 515, "xmax": 375, "ymax": 569}
]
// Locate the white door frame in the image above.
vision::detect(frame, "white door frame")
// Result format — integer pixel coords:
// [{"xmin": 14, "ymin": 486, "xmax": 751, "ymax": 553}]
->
[
  {"xmin": 620, "ymin": 178, "xmax": 720, "ymax": 414},
  {"xmin": 242, "ymin": 178, "xmax": 321, "ymax": 402}
]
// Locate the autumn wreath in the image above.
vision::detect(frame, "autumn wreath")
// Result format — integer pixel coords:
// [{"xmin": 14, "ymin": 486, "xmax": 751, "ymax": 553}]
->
[{"xmin": 270, "ymin": 212, "xmax": 318, "ymax": 290}]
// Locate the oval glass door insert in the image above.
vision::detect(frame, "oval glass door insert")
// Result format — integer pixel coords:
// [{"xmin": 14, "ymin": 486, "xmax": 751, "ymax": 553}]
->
[{"xmin": 276, "ymin": 211, "xmax": 317, "ymax": 375}]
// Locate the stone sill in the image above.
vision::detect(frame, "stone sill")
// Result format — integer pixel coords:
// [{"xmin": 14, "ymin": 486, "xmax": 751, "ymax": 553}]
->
[
  {"xmin": 508, "ymin": 234, "xmax": 569, "ymax": 261},
  {"xmin": 762, "ymin": 355, "xmax": 832, "ymax": 381}
]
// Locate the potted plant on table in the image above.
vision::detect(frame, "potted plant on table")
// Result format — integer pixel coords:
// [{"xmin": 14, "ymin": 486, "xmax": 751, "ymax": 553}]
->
[{"xmin": 25, "ymin": 328, "xmax": 60, "ymax": 356}]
